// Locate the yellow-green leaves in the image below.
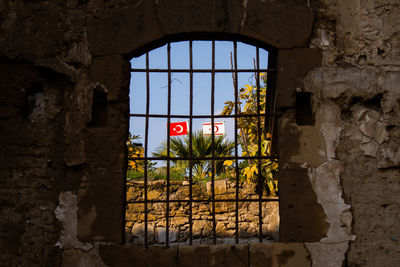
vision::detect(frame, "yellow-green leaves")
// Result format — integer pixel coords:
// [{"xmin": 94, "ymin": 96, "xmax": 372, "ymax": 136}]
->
[
  {"xmin": 221, "ymin": 101, "xmax": 234, "ymax": 115},
  {"xmin": 223, "ymin": 160, "xmax": 233, "ymax": 166},
  {"xmin": 219, "ymin": 73, "xmax": 278, "ymax": 196},
  {"xmin": 242, "ymin": 164, "xmax": 258, "ymax": 183}
]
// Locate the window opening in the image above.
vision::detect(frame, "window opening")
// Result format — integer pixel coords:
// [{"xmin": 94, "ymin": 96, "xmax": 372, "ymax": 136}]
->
[{"xmin": 126, "ymin": 40, "xmax": 279, "ymax": 247}]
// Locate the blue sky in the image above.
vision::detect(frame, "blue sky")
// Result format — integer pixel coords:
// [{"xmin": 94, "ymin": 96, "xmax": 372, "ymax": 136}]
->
[{"xmin": 130, "ymin": 41, "xmax": 269, "ymax": 157}]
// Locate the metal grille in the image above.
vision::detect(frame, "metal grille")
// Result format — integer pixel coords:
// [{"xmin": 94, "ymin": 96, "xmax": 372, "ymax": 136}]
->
[{"xmin": 127, "ymin": 40, "xmax": 279, "ymax": 247}]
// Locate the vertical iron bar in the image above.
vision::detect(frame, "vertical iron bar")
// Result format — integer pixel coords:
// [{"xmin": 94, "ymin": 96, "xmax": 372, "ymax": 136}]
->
[
  {"xmin": 131, "ymin": 41, "xmax": 278, "ymax": 247},
  {"xmin": 267, "ymin": 51, "xmax": 278, "ymax": 154},
  {"xmin": 211, "ymin": 40, "xmax": 216, "ymax": 244},
  {"xmin": 256, "ymin": 47, "xmax": 263, "ymax": 243},
  {"xmin": 189, "ymin": 40, "xmax": 194, "ymax": 245},
  {"xmin": 166, "ymin": 42, "xmax": 171, "ymax": 247},
  {"xmin": 233, "ymin": 41, "xmax": 240, "ymax": 244},
  {"xmin": 144, "ymin": 52, "xmax": 150, "ymax": 248}
]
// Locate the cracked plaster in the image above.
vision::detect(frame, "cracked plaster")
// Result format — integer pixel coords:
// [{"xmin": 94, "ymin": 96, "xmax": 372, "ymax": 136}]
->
[
  {"xmin": 55, "ymin": 191, "xmax": 106, "ymax": 267},
  {"xmin": 1, "ymin": 0, "xmax": 399, "ymax": 266},
  {"xmin": 298, "ymin": 89, "xmax": 356, "ymax": 266}
]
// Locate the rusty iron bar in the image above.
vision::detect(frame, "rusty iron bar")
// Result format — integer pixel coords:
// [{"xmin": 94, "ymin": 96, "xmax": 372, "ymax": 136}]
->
[
  {"xmin": 143, "ymin": 52, "xmax": 150, "ymax": 248},
  {"xmin": 255, "ymin": 47, "xmax": 263, "ymax": 243},
  {"xmin": 127, "ymin": 198, "xmax": 279, "ymax": 204},
  {"xmin": 233, "ymin": 41, "xmax": 240, "ymax": 244},
  {"xmin": 166, "ymin": 42, "xmax": 171, "ymax": 248},
  {"xmin": 128, "ymin": 40, "xmax": 278, "ymax": 246},
  {"xmin": 129, "ymin": 113, "xmax": 279, "ymax": 118},
  {"xmin": 130, "ymin": 68, "xmax": 276, "ymax": 73},
  {"xmin": 189, "ymin": 40, "xmax": 194, "ymax": 245},
  {"xmin": 128, "ymin": 155, "xmax": 279, "ymax": 161},
  {"xmin": 211, "ymin": 40, "xmax": 216, "ymax": 244}
]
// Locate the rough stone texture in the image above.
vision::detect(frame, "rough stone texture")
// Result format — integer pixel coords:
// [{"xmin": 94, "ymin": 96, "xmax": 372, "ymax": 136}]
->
[
  {"xmin": 336, "ymin": 106, "xmax": 400, "ymax": 267},
  {"xmin": 305, "ymin": 242, "xmax": 348, "ymax": 267},
  {"xmin": 0, "ymin": 59, "xmax": 68, "ymax": 266},
  {"xmin": 89, "ymin": 55, "xmax": 130, "ymax": 102},
  {"xmin": 277, "ymin": 48, "xmax": 322, "ymax": 108},
  {"xmin": 278, "ymin": 164, "xmax": 329, "ymax": 242},
  {"xmin": 157, "ymin": 0, "xmax": 242, "ymax": 36},
  {"xmin": 77, "ymin": 54, "xmax": 130, "ymax": 243},
  {"xmin": 88, "ymin": 1, "xmax": 163, "ymax": 56},
  {"xmin": 62, "ymin": 248, "xmax": 106, "ymax": 267},
  {"xmin": 249, "ymin": 243, "xmax": 311, "ymax": 267},
  {"xmin": 179, "ymin": 244, "xmax": 248, "ymax": 267},
  {"xmin": 242, "ymin": 1, "xmax": 314, "ymax": 48},
  {"xmin": 99, "ymin": 245, "xmax": 178, "ymax": 267},
  {"xmin": 1, "ymin": 0, "xmax": 400, "ymax": 266},
  {"xmin": 125, "ymin": 180, "xmax": 279, "ymax": 245},
  {"xmin": 279, "ymin": 110, "xmax": 327, "ymax": 167},
  {"xmin": 308, "ymin": 160, "xmax": 355, "ymax": 244}
]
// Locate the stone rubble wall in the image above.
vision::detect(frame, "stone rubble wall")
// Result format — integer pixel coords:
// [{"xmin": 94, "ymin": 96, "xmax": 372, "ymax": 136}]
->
[{"xmin": 125, "ymin": 180, "xmax": 279, "ymax": 245}]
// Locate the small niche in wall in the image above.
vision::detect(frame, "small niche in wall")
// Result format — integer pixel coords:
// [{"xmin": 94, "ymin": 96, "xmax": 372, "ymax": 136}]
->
[
  {"xmin": 296, "ymin": 92, "xmax": 315, "ymax": 126},
  {"xmin": 89, "ymin": 87, "xmax": 108, "ymax": 127}
]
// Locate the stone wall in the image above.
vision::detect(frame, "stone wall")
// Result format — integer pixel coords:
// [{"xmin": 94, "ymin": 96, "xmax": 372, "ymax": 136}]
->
[
  {"xmin": 0, "ymin": 0, "xmax": 399, "ymax": 266},
  {"xmin": 125, "ymin": 180, "xmax": 279, "ymax": 245}
]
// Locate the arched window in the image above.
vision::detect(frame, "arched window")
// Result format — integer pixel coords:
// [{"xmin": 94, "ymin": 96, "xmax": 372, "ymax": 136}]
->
[{"xmin": 126, "ymin": 39, "xmax": 279, "ymax": 247}]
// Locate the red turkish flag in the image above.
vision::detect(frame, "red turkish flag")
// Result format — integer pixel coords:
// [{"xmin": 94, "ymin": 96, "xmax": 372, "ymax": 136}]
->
[{"xmin": 170, "ymin": 122, "xmax": 188, "ymax": 136}]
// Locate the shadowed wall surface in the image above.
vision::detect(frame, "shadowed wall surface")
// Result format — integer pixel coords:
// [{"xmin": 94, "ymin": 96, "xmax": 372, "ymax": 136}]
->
[{"xmin": 0, "ymin": 0, "xmax": 399, "ymax": 266}]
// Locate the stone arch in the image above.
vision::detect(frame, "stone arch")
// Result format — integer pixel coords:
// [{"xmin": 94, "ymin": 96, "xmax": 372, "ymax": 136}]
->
[
  {"xmin": 87, "ymin": 0, "xmax": 314, "ymax": 57},
  {"xmin": 84, "ymin": 0, "xmax": 327, "ymax": 246}
]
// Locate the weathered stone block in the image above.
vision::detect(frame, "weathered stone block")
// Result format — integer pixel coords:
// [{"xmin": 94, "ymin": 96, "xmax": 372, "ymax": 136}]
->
[
  {"xmin": 171, "ymin": 216, "xmax": 188, "ymax": 227},
  {"xmin": 305, "ymin": 242, "xmax": 348, "ymax": 267},
  {"xmin": 276, "ymin": 48, "xmax": 322, "ymax": 108},
  {"xmin": 179, "ymin": 244, "xmax": 248, "ymax": 267},
  {"xmin": 89, "ymin": 55, "xmax": 130, "ymax": 102},
  {"xmin": 174, "ymin": 186, "xmax": 189, "ymax": 199},
  {"xmin": 206, "ymin": 180, "xmax": 227, "ymax": 195},
  {"xmin": 278, "ymin": 110, "xmax": 326, "ymax": 167},
  {"xmin": 127, "ymin": 203, "xmax": 143, "ymax": 213},
  {"xmin": 238, "ymin": 222, "xmax": 257, "ymax": 237},
  {"xmin": 148, "ymin": 189, "xmax": 162, "ymax": 200},
  {"xmin": 126, "ymin": 186, "xmax": 142, "ymax": 202},
  {"xmin": 250, "ymin": 243, "xmax": 311, "ymax": 267},
  {"xmin": 156, "ymin": 227, "xmax": 178, "ymax": 243},
  {"xmin": 100, "ymin": 245, "xmax": 178, "ymax": 267},
  {"xmin": 157, "ymin": 0, "xmax": 241, "ymax": 35},
  {"xmin": 0, "ymin": 3, "xmax": 67, "ymax": 61},
  {"xmin": 353, "ymin": 106, "xmax": 388, "ymax": 144},
  {"xmin": 62, "ymin": 248, "xmax": 105, "ymax": 267},
  {"xmin": 242, "ymin": 1, "xmax": 314, "ymax": 48},
  {"xmin": 193, "ymin": 219, "xmax": 212, "ymax": 237},
  {"xmin": 377, "ymin": 138, "xmax": 400, "ymax": 168},
  {"xmin": 131, "ymin": 223, "xmax": 156, "ymax": 245},
  {"xmin": 87, "ymin": 1, "xmax": 164, "ymax": 56},
  {"xmin": 279, "ymin": 163, "xmax": 329, "ymax": 242},
  {"xmin": 214, "ymin": 201, "xmax": 235, "ymax": 213}
]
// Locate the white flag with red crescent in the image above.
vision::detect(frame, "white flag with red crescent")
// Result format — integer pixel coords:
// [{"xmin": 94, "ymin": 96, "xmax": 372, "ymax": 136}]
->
[{"xmin": 202, "ymin": 122, "xmax": 225, "ymax": 136}]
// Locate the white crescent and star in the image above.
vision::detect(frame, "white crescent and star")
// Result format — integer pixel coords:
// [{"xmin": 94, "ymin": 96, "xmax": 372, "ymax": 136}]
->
[{"xmin": 173, "ymin": 125, "xmax": 184, "ymax": 133}]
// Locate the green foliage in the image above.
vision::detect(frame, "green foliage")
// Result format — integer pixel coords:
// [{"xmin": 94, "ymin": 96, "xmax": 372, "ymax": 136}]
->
[
  {"xmin": 220, "ymin": 73, "xmax": 278, "ymax": 196},
  {"xmin": 127, "ymin": 133, "xmax": 145, "ymax": 171},
  {"xmin": 126, "ymin": 169, "xmax": 145, "ymax": 180},
  {"xmin": 153, "ymin": 131, "xmax": 235, "ymax": 180},
  {"xmin": 127, "ymin": 168, "xmax": 185, "ymax": 181}
]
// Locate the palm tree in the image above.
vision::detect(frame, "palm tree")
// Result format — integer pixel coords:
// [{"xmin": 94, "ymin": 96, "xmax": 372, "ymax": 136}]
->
[{"xmin": 153, "ymin": 131, "xmax": 235, "ymax": 179}]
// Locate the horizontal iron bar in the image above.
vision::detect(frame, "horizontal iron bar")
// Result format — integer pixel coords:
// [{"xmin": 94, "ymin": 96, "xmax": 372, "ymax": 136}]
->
[
  {"xmin": 130, "ymin": 68, "xmax": 276, "ymax": 73},
  {"xmin": 128, "ymin": 155, "xmax": 279, "ymax": 161},
  {"xmin": 126, "ymin": 198, "xmax": 279, "ymax": 204},
  {"xmin": 129, "ymin": 113, "xmax": 279, "ymax": 118}
]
